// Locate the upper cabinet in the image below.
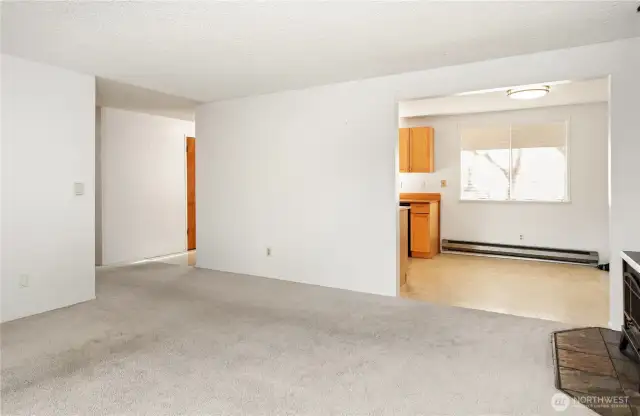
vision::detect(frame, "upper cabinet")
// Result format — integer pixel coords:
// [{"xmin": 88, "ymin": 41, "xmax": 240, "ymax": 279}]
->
[
  {"xmin": 399, "ymin": 128, "xmax": 410, "ymax": 172},
  {"xmin": 398, "ymin": 127, "xmax": 434, "ymax": 173}
]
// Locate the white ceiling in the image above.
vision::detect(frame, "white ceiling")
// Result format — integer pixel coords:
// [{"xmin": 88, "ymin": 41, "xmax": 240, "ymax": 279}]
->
[
  {"xmin": 96, "ymin": 78, "xmax": 198, "ymax": 121},
  {"xmin": 2, "ymin": 2, "xmax": 639, "ymax": 102},
  {"xmin": 399, "ymin": 77, "xmax": 609, "ymax": 118}
]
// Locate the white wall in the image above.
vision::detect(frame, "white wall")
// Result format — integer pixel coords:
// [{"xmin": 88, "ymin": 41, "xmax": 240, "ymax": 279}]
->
[
  {"xmin": 400, "ymin": 103, "xmax": 609, "ymax": 261},
  {"xmin": 196, "ymin": 84, "xmax": 397, "ymax": 296},
  {"xmin": 1, "ymin": 55, "xmax": 96, "ymax": 323},
  {"xmin": 197, "ymin": 37, "xmax": 640, "ymax": 329},
  {"xmin": 95, "ymin": 107, "xmax": 103, "ymax": 265},
  {"xmin": 99, "ymin": 107, "xmax": 194, "ymax": 265}
]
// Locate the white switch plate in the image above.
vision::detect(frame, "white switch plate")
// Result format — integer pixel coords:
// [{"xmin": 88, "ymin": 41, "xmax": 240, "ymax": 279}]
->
[
  {"xmin": 19, "ymin": 274, "xmax": 29, "ymax": 288},
  {"xmin": 74, "ymin": 182, "xmax": 85, "ymax": 196}
]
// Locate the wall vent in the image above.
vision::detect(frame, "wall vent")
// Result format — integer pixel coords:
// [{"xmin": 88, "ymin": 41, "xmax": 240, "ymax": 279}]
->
[{"xmin": 441, "ymin": 239, "xmax": 599, "ymax": 266}]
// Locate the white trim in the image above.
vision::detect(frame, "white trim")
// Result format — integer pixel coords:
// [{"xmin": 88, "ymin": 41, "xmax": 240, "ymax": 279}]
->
[
  {"xmin": 564, "ymin": 117, "xmax": 572, "ymax": 202},
  {"xmin": 96, "ymin": 251, "xmax": 192, "ymax": 270},
  {"xmin": 184, "ymin": 134, "xmax": 189, "ymax": 251},
  {"xmin": 459, "ymin": 198, "xmax": 571, "ymax": 204},
  {"xmin": 621, "ymin": 251, "xmax": 640, "ymax": 275}
]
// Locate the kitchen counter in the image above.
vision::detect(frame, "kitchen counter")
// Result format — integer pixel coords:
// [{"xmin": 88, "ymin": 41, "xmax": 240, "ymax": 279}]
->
[
  {"xmin": 400, "ymin": 193, "xmax": 441, "ymax": 259},
  {"xmin": 622, "ymin": 251, "xmax": 640, "ymax": 274},
  {"xmin": 399, "ymin": 206, "xmax": 410, "ymax": 211},
  {"xmin": 399, "ymin": 192, "xmax": 441, "ymax": 203}
]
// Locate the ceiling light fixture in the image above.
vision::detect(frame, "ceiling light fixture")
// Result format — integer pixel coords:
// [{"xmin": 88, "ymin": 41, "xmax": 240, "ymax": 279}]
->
[
  {"xmin": 507, "ymin": 85, "xmax": 550, "ymax": 100},
  {"xmin": 456, "ymin": 81, "xmax": 569, "ymax": 97}
]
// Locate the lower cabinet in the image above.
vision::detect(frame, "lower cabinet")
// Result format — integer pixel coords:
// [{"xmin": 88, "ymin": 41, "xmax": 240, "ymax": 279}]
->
[
  {"xmin": 399, "ymin": 208, "xmax": 409, "ymax": 286},
  {"xmin": 410, "ymin": 202, "xmax": 440, "ymax": 258},
  {"xmin": 411, "ymin": 213, "xmax": 431, "ymax": 254}
]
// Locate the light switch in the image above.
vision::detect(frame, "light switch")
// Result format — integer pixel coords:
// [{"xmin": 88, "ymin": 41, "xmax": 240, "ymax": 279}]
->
[
  {"xmin": 441, "ymin": 180, "xmax": 447, "ymax": 188},
  {"xmin": 74, "ymin": 182, "xmax": 85, "ymax": 196},
  {"xmin": 19, "ymin": 274, "xmax": 29, "ymax": 288}
]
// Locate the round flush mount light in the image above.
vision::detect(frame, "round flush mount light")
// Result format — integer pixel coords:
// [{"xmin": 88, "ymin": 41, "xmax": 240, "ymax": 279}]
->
[{"xmin": 507, "ymin": 85, "xmax": 550, "ymax": 100}]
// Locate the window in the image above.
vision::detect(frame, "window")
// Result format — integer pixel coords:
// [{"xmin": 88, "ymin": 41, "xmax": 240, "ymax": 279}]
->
[{"xmin": 460, "ymin": 121, "xmax": 568, "ymax": 202}]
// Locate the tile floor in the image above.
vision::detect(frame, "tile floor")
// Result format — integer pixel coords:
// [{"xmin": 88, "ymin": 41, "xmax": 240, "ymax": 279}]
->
[
  {"xmin": 401, "ymin": 253, "xmax": 610, "ymax": 327},
  {"xmin": 552, "ymin": 327, "xmax": 640, "ymax": 415}
]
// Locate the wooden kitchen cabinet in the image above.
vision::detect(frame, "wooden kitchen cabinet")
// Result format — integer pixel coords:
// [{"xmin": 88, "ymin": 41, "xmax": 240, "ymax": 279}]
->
[
  {"xmin": 399, "ymin": 128, "xmax": 410, "ymax": 173},
  {"xmin": 399, "ymin": 208, "xmax": 409, "ymax": 286},
  {"xmin": 409, "ymin": 201, "xmax": 440, "ymax": 259},
  {"xmin": 398, "ymin": 127, "xmax": 434, "ymax": 173},
  {"xmin": 410, "ymin": 213, "xmax": 431, "ymax": 254},
  {"xmin": 410, "ymin": 127, "xmax": 434, "ymax": 173}
]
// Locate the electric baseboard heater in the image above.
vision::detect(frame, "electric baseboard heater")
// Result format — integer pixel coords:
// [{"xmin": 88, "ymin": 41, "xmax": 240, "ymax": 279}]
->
[{"xmin": 441, "ymin": 239, "xmax": 599, "ymax": 266}]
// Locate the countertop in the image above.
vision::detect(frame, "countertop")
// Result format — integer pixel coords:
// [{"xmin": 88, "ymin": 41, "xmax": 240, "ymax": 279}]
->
[
  {"xmin": 399, "ymin": 206, "xmax": 410, "ymax": 212},
  {"xmin": 400, "ymin": 199, "xmax": 438, "ymax": 204},
  {"xmin": 622, "ymin": 251, "xmax": 640, "ymax": 274},
  {"xmin": 399, "ymin": 193, "xmax": 441, "ymax": 203}
]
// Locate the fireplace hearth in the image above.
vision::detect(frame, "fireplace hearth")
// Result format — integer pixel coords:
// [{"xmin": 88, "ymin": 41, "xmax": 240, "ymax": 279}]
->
[{"xmin": 551, "ymin": 327, "xmax": 640, "ymax": 414}]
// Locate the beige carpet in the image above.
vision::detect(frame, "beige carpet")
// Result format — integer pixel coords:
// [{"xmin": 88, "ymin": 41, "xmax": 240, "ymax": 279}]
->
[{"xmin": 2, "ymin": 263, "xmax": 591, "ymax": 415}]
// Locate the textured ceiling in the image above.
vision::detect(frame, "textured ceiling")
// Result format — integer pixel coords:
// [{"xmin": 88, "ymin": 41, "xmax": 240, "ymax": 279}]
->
[{"xmin": 2, "ymin": 1, "xmax": 639, "ymax": 102}]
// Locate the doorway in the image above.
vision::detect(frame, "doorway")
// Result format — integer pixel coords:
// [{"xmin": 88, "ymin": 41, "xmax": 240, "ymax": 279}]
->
[
  {"xmin": 187, "ymin": 137, "xmax": 196, "ymax": 251},
  {"xmin": 396, "ymin": 77, "xmax": 611, "ymax": 327}
]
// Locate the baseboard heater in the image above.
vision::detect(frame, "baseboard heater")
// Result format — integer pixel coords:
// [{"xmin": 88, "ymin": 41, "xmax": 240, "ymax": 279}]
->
[{"xmin": 441, "ymin": 239, "xmax": 599, "ymax": 266}]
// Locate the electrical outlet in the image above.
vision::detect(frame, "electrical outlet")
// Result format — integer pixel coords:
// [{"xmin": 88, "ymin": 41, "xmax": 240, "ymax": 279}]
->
[
  {"xmin": 441, "ymin": 180, "xmax": 447, "ymax": 188},
  {"xmin": 420, "ymin": 180, "xmax": 426, "ymax": 189},
  {"xmin": 400, "ymin": 181, "xmax": 403, "ymax": 189},
  {"xmin": 266, "ymin": 247, "xmax": 272, "ymax": 257},
  {"xmin": 519, "ymin": 234, "xmax": 524, "ymax": 241},
  {"xmin": 19, "ymin": 274, "xmax": 29, "ymax": 288}
]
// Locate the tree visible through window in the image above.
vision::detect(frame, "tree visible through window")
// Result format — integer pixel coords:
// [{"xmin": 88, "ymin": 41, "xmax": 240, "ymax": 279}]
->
[{"xmin": 460, "ymin": 122, "xmax": 568, "ymax": 202}]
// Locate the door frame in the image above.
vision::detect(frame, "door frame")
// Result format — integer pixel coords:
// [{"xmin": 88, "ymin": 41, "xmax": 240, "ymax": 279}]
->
[{"xmin": 186, "ymin": 136, "xmax": 196, "ymax": 251}]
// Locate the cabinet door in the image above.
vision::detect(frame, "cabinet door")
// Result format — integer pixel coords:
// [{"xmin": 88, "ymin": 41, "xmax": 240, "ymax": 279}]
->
[
  {"xmin": 411, "ymin": 213, "xmax": 431, "ymax": 253},
  {"xmin": 410, "ymin": 127, "xmax": 434, "ymax": 173},
  {"xmin": 399, "ymin": 210, "xmax": 409, "ymax": 286},
  {"xmin": 399, "ymin": 128, "xmax": 410, "ymax": 173}
]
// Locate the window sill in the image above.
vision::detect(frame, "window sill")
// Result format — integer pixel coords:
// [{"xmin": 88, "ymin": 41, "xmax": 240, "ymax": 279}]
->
[{"xmin": 459, "ymin": 198, "xmax": 571, "ymax": 204}]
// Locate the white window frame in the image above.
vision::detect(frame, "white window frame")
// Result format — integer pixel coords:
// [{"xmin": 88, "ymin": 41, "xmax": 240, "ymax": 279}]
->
[{"xmin": 459, "ymin": 119, "xmax": 571, "ymax": 203}]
